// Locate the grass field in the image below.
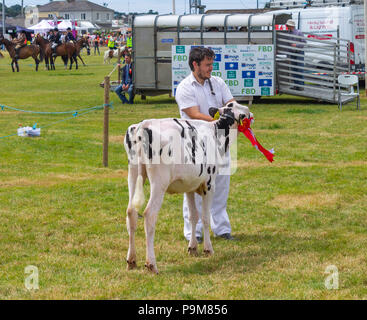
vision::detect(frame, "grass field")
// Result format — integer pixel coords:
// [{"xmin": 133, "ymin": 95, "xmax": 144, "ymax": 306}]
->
[{"xmin": 0, "ymin": 48, "xmax": 367, "ymax": 300}]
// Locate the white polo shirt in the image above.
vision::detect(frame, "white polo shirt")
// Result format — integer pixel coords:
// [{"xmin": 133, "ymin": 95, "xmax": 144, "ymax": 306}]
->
[{"xmin": 175, "ymin": 73, "xmax": 233, "ymax": 120}]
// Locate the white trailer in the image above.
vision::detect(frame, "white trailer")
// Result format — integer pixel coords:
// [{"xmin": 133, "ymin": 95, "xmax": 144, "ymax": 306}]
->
[
  {"xmin": 132, "ymin": 13, "xmax": 290, "ymax": 98},
  {"xmin": 269, "ymin": 1, "xmax": 365, "ymax": 72},
  {"xmin": 131, "ymin": 13, "xmax": 356, "ymax": 104}
]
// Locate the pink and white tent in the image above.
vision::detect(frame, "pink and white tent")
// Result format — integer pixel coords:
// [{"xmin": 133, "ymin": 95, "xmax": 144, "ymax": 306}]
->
[{"xmin": 29, "ymin": 20, "xmax": 57, "ymax": 33}]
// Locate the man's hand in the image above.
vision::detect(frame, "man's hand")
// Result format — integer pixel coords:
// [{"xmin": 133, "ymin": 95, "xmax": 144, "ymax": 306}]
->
[{"xmin": 183, "ymin": 106, "xmax": 214, "ymax": 122}]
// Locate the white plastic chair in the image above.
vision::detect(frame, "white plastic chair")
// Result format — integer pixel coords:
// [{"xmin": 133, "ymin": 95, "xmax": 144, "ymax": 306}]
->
[{"xmin": 337, "ymin": 74, "xmax": 360, "ymax": 111}]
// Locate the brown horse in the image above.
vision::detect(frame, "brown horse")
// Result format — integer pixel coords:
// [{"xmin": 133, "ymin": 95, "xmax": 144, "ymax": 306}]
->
[
  {"xmin": 51, "ymin": 42, "xmax": 78, "ymax": 70},
  {"xmin": 0, "ymin": 35, "xmax": 41, "ymax": 72},
  {"xmin": 34, "ymin": 34, "xmax": 77, "ymax": 70},
  {"xmin": 34, "ymin": 34, "xmax": 53, "ymax": 70},
  {"xmin": 74, "ymin": 37, "xmax": 90, "ymax": 66}
]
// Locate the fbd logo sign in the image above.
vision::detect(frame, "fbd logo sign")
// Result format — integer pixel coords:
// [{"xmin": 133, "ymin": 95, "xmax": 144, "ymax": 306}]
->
[
  {"xmin": 176, "ymin": 46, "xmax": 185, "ymax": 54},
  {"xmin": 244, "ymin": 79, "xmax": 253, "ymax": 87},
  {"xmin": 212, "ymin": 62, "xmax": 219, "ymax": 71},
  {"xmin": 227, "ymin": 71, "xmax": 236, "ymax": 79},
  {"xmin": 225, "ymin": 62, "xmax": 238, "ymax": 70},
  {"xmin": 261, "ymin": 87, "xmax": 271, "ymax": 96}
]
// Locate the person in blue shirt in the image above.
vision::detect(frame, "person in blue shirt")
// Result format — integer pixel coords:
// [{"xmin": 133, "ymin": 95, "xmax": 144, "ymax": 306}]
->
[{"xmin": 115, "ymin": 53, "xmax": 135, "ymax": 104}]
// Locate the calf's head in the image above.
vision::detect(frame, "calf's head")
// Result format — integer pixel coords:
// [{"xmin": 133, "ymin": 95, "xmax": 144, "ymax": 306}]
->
[{"xmin": 209, "ymin": 101, "xmax": 252, "ymax": 128}]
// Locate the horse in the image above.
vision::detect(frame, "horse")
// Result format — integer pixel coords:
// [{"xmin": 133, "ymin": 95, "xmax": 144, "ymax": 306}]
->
[
  {"xmin": 74, "ymin": 37, "xmax": 90, "ymax": 66},
  {"xmin": 103, "ymin": 46, "xmax": 128, "ymax": 64},
  {"xmin": 0, "ymin": 35, "xmax": 42, "ymax": 72},
  {"xmin": 33, "ymin": 34, "xmax": 52, "ymax": 70},
  {"xmin": 34, "ymin": 34, "xmax": 77, "ymax": 70}
]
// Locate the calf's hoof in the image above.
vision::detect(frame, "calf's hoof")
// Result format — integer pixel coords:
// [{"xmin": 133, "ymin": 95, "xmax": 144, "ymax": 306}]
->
[
  {"xmin": 188, "ymin": 247, "xmax": 198, "ymax": 256},
  {"xmin": 204, "ymin": 249, "xmax": 214, "ymax": 256},
  {"xmin": 126, "ymin": 259, "xmax": 137, "ymax": 270},
  {"xmin": 145, "ymin": 263, "xmax": 159, "ymax": 274}
]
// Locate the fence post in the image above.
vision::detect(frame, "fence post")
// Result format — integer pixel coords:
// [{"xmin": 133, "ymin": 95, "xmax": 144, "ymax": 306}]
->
[{"xmin": 103, "ymin": 76, "xmax": 110, "ymax": 167}]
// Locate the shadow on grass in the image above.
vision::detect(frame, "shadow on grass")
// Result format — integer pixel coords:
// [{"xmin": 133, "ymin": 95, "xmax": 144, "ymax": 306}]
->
[
  {"xmin": 165, "ymin": 233, "xmax": 325, "ymax": 275},
  {"xmin": 259, "ymin": 97, "xmax": 336, "ymax": 105},
  {"xmin": 136, "ymin": 97, "xmax": 176, "ymax": 105},
  {"xmin": 47, "ymin": 73, "xmax": 95, "ymax": 77}
]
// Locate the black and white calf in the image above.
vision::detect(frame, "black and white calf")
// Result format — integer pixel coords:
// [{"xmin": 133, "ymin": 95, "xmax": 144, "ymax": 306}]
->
[{"xmin": 124, "ymin": 101, "xmax": 251, "ymax": 274}]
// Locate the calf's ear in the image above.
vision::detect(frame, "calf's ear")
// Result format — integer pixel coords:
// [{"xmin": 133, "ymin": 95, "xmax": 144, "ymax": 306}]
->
[{"xmin": 209, "ymin": 107, "xmax": 219, "ymax": 118}]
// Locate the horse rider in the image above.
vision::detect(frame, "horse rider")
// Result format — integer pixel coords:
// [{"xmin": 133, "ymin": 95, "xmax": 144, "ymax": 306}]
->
[
  {"xmin": 65, "ymin": 27, "xmax": 76, "ymax": 43},
  {"xmin": 49, "ymin": 27, "xmax": 62, "ymax": 57},
  {"xmin": 13, "ymin": 30, "xmax": 27, "ymax": 59}
]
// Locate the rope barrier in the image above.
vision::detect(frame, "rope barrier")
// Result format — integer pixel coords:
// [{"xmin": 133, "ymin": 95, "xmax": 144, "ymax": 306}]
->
[
  {"xmin": 0, "ymin": 62, "xmax": 120, "ymax": 68},
  {"xmin": 107, "ymin": 63, "xmax": 120, "ymax": 78},
  {"xmin": 0, "ymin": 104, "xmax": 107, "ymax": 115},
  {"xmin": 0, "ymin": 102, "xmax": 113, "ymax": 140}
]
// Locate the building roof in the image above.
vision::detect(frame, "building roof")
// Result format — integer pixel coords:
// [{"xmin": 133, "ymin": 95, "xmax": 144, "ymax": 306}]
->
[{"xmin": 38, "ymin": 1, "xmax": 114, "ymax": 13}]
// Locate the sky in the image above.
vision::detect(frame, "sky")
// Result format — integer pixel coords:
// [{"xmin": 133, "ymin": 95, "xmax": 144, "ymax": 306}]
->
[{"xmin": 3, "ymin": 0, "xmax": 268, "ymax": 14}]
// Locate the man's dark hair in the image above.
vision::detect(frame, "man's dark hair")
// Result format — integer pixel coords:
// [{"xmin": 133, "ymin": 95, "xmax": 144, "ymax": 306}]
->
[{"xmin": 188, "ymin": 47, "xmax": 215, "ymax": 71}]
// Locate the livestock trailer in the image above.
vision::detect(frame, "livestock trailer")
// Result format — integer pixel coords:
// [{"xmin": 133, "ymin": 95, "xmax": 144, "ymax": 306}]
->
[
  {"xmin": 132, "ymin": 13, "xmax": 290, "ymax": 98},
  {"xmin": 132, "ymin": 13, "xmax": 356, "ymax": 105}
]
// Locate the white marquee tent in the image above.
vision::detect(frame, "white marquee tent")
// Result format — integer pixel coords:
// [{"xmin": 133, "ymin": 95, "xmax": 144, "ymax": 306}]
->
[
  {"xmin": 29, "ymin": 20, "xmax": 99, "ymax": 34},
  {"xmin": 29, "ymin": 20, "xmax": 56, "ymax": 33}
]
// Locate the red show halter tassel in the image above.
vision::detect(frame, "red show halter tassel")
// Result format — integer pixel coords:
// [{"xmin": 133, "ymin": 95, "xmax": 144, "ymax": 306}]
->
[{"xmin": 238, "ymin": 118, "xmax": 275, "ymax": 163}]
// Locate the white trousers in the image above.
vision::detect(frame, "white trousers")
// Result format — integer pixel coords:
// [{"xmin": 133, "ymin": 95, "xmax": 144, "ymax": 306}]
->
[{"xmin": 183, "ymin": 174, "xmax": 231, "ymax": 240}]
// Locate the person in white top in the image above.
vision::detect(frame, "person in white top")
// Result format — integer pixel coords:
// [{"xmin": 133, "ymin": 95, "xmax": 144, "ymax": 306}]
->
[{"xmin": 175, "ymin": 46, "xmax": 236, "ymax": 242}]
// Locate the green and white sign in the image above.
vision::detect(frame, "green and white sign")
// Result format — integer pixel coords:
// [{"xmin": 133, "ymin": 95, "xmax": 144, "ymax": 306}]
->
[{"xmin": 172, "ymin": 45, "xmax": 274, "ymax": 97}]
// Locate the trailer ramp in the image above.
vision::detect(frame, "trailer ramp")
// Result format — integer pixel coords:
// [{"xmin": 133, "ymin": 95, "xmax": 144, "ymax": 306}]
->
[{"xmin": 276, "ymin": 32, "xmax": 356, "ymax": 104}]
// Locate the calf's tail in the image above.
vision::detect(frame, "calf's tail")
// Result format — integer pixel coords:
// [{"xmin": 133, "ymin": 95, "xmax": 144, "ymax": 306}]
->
[
  {"xmin": 132, "ymin": 174, "xmax": 145, "ymax": 212},
  {"xmin": 131, "ymin": 124, "xmax": 146, "ymax": 212}
]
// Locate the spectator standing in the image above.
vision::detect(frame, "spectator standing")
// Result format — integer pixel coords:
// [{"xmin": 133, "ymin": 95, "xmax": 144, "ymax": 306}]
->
[
  {"xmin": 126, "ymin": 29, "xmax": 132, "ymax": 49},
  {"xmin": 286, "ymin": 19, "xmax": 306, "ymax": 91},
  {"xmin": 93, "ymin": 33, "xmax": 100, "ymax": 55}
]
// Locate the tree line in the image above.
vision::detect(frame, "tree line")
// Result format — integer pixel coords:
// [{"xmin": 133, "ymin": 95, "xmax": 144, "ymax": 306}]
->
[{"xmin": 0, "ymin": 4, "xmax": 22, "ymax": 18}]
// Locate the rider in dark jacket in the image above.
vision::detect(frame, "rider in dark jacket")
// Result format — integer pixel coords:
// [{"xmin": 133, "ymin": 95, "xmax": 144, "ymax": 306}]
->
[
  {"xmin": 49, "ymin": 27, "xmax": 62, "ymax": 56},
  {"xmin": 65, "ymin": 27, "xmax": 76, "ymax": 42}
]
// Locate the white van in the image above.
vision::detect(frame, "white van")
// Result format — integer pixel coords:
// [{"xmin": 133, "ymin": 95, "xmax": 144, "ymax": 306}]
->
[{"xmin": 271, "ymin": 4, "xmax": 365, "ymax": 71}]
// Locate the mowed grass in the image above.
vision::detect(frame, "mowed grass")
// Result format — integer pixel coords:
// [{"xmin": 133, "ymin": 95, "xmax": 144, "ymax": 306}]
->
[{"xmin": 0, "ymin": 48, "xmax": 367, "ymax": 300}]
